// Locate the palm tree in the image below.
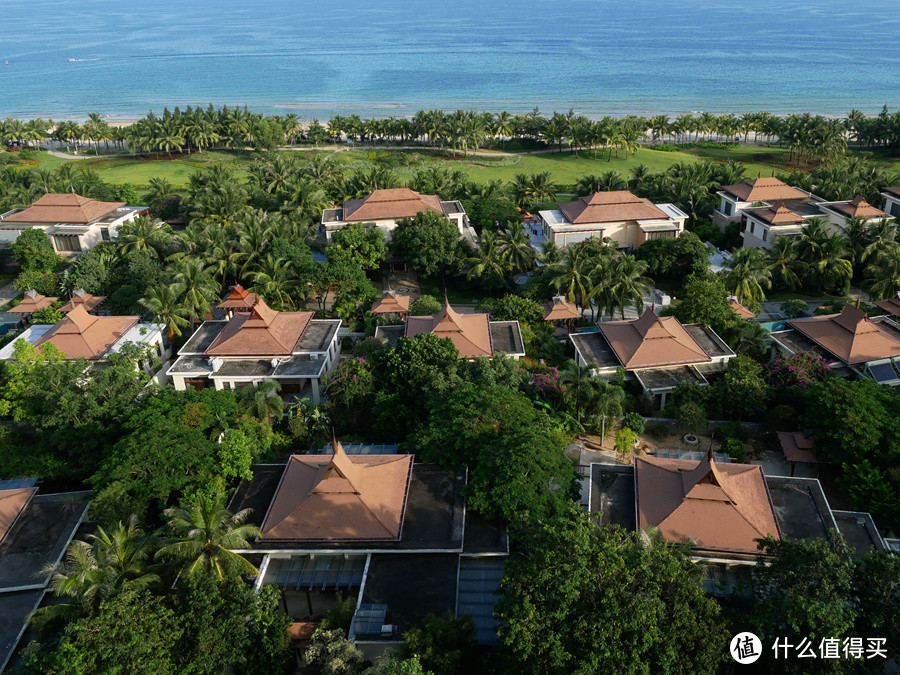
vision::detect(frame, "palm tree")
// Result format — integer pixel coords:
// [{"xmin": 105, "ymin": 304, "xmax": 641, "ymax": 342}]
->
[
  {"xmin": 140, "ymin": 284, "xmax": 191, "ymax": 339},
  {"xmin": 250, "ymin": 254, "xmax": 297, "ymax": 309},
  {"xmin": 496, "ymin": 224, "xmax": 536, "ymax": 273},
  {"xmin": 766, "ymin": 236, "xmax": 804, "ymax": 290},
  {"xmin": 559, "ymin": 360, "xmax": 596, "ymax": 424},
  {"xmin": 244, "ymin": 379, "xmax": 284, "ymax": 423},
  {"xmin": 171, "ymin": 258, "xmax": 220, "ymax": 321},
  {"xmin": 465, "ymin": 230, "xmax": 509, "ymax": 289},
  {"xmin": 588, "ymin": 381, "xmax": 625, "ymax": 440},
  {"xmin": 118, "ymin": 216, "xmax": 169, "ymax": 257},
  {"xmin": 157, "ymin": 492, "xmax": 260, "ymax": 581},
  {"xmin": 867, "ymin": 248, "xmax": 900, "ymax": 300},
  {"xmin": 723, "ymin": 248, "xmax": 772, "ymax": 304},
  {"xmin": 606, "ymin": 256, "xmax": 652, "ymax": 319}
]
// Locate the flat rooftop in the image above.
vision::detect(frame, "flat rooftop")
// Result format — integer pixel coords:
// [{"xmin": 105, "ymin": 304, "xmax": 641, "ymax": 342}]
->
[
  {"xmin": 570, "ymin": 332, "xmax": 620, "ymax": 370},
  {"xmin": 297, "ymin": 320, "xmax": 340, "ymax": 352},
  {"xmin": 634, "ymin": 365, "xmax": 707, "ymax": 392},
  {"xmin": 180, "ymin": 321, "xmax": 226, "ymax": 355},
  {"xmin": 832, "ymin": 510, "xmax": 885, "ymax": 558},
  {"xmin": 489, "ymin": 321, "xmax": 525, "ymax": 355},
  {"xmin": 683, "ymin": 324, "xmax": 734, "ymax": 359},
  {"xmin": 589, "ymin": 464, "xmax": 636, "ymax": 530},
  {"xmin": 766, "ymin": 476, "xmax": 835, "ymax": 543},
  {"xmin": 769, "ymin": 329, "xmax": 834, "ymax": 362},
  {"xmin": 373, "ymin": 325, "xmax": 405, "ymax": 347}
]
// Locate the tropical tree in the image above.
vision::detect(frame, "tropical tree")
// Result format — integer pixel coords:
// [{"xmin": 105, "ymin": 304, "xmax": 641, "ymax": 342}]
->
[
  {"xmin": 723, "ymin": 247, "xmax": 772, "ymax": 304},
  {"xmin": 588, "ymin": 380, "xmax": 625, "ymax": 439},
  {"xmin": 243, "ymin": 379, "xmax": 284, "ymax": 424},
  {"xmin": 559, "ymin": 360, "xmax": 596, "ymax": 425},
  {"xmin": 171, "ymin": 257, "xmax": 220, "ymax": 321},
  {"xmin": 496, "ymin": 224, "xmax": 536, "ymax": 273},
  {"xmin": 139, "ymin": 283, "xmax": 191, "ymax": 339}
]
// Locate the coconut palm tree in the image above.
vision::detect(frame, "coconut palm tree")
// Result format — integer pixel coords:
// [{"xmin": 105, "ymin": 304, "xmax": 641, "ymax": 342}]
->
[
  {"xmin": 118, "ymin": 216, "xmax": 170, "ymax": 257},
  {"xmin": 140, "ymin": 284, "xmax": 191, "ymax": 339},
  {"xmin": 606, "ymin": 256, "xmax": 652, "ymax": 319},
  {"xmin": 243, "ymin": 379, "xmax": 284, "ymax": 423},
  {"xmin": 867, "ymin": 248, "xmax": 900, "ymax": 300},
  {"xmin": 250, "ymin": 254, "xmax": 298, "ymax": 309},
  {"xmin": 171, "ymin": 258, "xmax": 220, "ymax": 322},
  {"xmin": 465, "ymin": 230, "xmax": 509, "ymax": 289},
  {"xmin": 588, "ymin": 380, "xmax": 625, "ymax": 439},
  {"xmin": 766, "ymin": 236, "xmax": 804, "ymax": 290},
  {"xmin": 724, "ymin": 247, "xmax": 772, "ymax": 304},
  {"xmin": 496, "ymin": 224, "xmax": 536, "ymax": 273},
  {"xmin": 559, "ymin": 360, "xmax": 597, "ymax": 424},
  {"xmin": 157, "ymin": 492, "xmax": 260, "ymax": 581}
]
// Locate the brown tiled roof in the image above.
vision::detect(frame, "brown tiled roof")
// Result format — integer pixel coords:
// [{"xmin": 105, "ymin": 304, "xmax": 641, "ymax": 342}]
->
[
  {"xmin": 3, "ymin": 193, "xmax": 124, "ymax": 224},
  {"xmin": 777, "ymin": 431, "xmax": 819, "ymax": 464},
  {"xmin": 722, "ymin": 177, "xmax": 807, "ymax": 203},
  {"xmin": 745, "ymin": 204, "xmax": 805, "ymax": 225},
  {"xmin": 873, "ymin": 295, "xmax": 900, "ymax": 317},
  {"xmin": 259, "ymin": 441, "xmax": 414, "ymax": 542},
  {"xmin": 405, "ymin": 301, "xmax": 493, "ymax": 358},
  {"xmin": 9, "ymin": 289, "xmax": 58, "ymax": 314},
  {"xmin": 371, "ymin": 290, "xmax": 411, "ymax": 315},
  {"xmin": 882, "ymin": 186, "xmax": 900, "ymax": 199},
  {"xmin": 216, "ymin": 284, "xmax": 259, "ymax": 311},
  {"xmin": 730, "ymin": 299, "xmax": 756, "ymax": 320},
  {"xmin": 597, "ymin": 308, "xmax": 710, "ymax": 370},
  {"xmin": 557, "ymin": 190, "xmax": 668, "ymax": 225},
  {"xmin": 58, "ymin": 289, "xmax": 105, "ymax": 314},
  {"xmin": 342, "ymin": 188, "xmax": 443, "ymax": 222},
  {"xmin": 634, "ymin": 451, "xmax": 780, "ymax": 555},
  {"xmin": 34, "ymin": 305, "xmax": 138, "ymax": 359},
  {"xmin": 543, "ymin": 295, "xmax": 581, "ymax": 322},
  {"xmin": 788, "ymin": 305, "xmax": 900, "ymax": 365},
  {"xmin": 0, "ymin": 487, "xmax": 37, "ymax": 547},
  {"xmin": 825, "ymin": 196, "xmax": 889, "ymax": 220},
  {"xmin": 205, "ymin": 298, "xmax": 313, "ymax": 357}
]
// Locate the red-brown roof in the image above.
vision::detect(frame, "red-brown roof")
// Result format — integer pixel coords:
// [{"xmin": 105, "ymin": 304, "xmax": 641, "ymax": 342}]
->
[
  {"xmin": 3, "ymin": 193, "xmax": 124, "ymax": 224},
  {"xmin": 824, "ymin": 196, "xmax": 889, "ymax": 220},
  {"xmin": 342, "ymin": 188, "xmax": 443, "ymax": 222},
  {"xmin": 777, "ymin": 431, "xmax": 819, "ymax": 464},
  {"xmin": 598, "ymin": 308, "xmax": 710, "ymax": 370},
  {"xmin": 744, "ymin": 204, "xmax": 805, "ymax": 225},
  {"xmin": 730, "ymin": 299, "xmax": 756, "ymax": 320},
  {"xmin": 543, "ymin": 295, "xmax": 581, "ymax": 322},
  {"xmin": 788, "ymin": 305, "xmax": 900, "ymax": 365},
  {"xmin": 405, "ymin": 301, "xmax": 493, "ymax": 358},
  {"xmin": 873, "ymin": 295, "xmax": 900, "ymax": 317},
  {"xmin": 371, "ymin": 290, "xmax": 411, "ymax": 315},
  {"xmin": 0, "ymin": 487, "xmax": 37, "ymax": 547},
  {"xmin": 205, "ymin": 298, "xmax": 313, "ymax": 357},
  {"xmin": 34, "ymin": 306, "xmax": 138, "ymax": 359},
  {"xmin": 216, "ymin": 284, "xmax": 259, "ymax": 311},
  {"xmin": 557, "ymin": 190, "xmax": 668, "ymax": 225},
  {"xmin": 635, "ymin": 451, "xmax": 780, "ymax": 555},
  {"xmin": 881, "ymin": 186, "xmax": 900, "ymax": 199},
  {"xmin": 259, "ymin": 441, "xmax": 414, "ymax": 542},
  {"xmin": 9, "ymin": 289, "xmax": 58, "ymax": 315},
  {"xmin": 58, "ymin": 289, "xmax": 105, "ymax": 314},
  {"xmin": 722, "ymin": 177, "xmax": 807, "ymax": 203}
]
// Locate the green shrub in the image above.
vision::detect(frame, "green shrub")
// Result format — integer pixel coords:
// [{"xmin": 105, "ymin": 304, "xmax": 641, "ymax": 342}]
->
[
  {"xmin": 721, "ymin": 437, "xmax": 746, "ymax": 462},
  {"xmin": 319, "ymin": 593, "xmax": 357, "ymax": 632},
  {"xmin": 623, "ymin": 412, "xmax": 646, "ymax": 435},
  {"xmin": 780, "ymin": 299, "xmax": 809, "ymax": 319},
  {"xmin": 409, "ymin": 294, "xmax": 442, "ymax": 316},
  {"xmin": 763, "ymin": 404, "xmax": 798, "ymax": 432},
  {"xmin": 715, "ymin": 420, "xmax": 749, "ymax": 443}
]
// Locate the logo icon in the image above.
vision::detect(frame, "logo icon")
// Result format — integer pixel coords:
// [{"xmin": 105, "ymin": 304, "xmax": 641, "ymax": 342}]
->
[{"xmin": 731, "ymin": 632, "xmax": 762, "ymax": 664}]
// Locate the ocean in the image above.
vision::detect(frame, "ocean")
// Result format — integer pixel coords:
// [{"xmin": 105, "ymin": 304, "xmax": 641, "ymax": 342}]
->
[{"xmin": 0, "ymin": 0, "xmax": 898, "ymax": 120}]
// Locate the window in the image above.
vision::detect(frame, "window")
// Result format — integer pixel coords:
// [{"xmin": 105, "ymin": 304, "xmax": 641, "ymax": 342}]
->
[
  {"xmin": 184, "ymin": 377, "xmax": 210, "ymax": 391},
  {"xmin": 723, "ymin": 202, "xmax": 733, "ymax": 216},
  {"xmin": 100, "ymin": 227, "xmax": 111, "ymax": 241},
  {"xmin": 646, "ymin": 231, "xmax": 676, "ymax": 241},
  {"xmin": 891, "ymin": 202, "xmax": 900, "ymax": 217},
  {"xmin": 750, "ymin": 222, "xmax": 755, "ymax": 235},
  {"xmin": 762, "ymin": 229, "xmax": 767, "ymax": 242},
  {"xmin": 53, "ymin": 234, "xmax": 82, "ymax": 252}
]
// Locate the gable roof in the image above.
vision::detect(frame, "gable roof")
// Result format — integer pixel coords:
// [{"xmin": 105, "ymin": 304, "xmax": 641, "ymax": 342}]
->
[
  {"xmin": 823, "ymin": 196, "xmax": 889, "ymax": 220},
  {"xmin": 777, "ymin": 431, "xmax": 819, "ymax": 464},
  {"xmin": 635, "ymin": 451, "xmax": 780, "ymax": 555},
  {"xmin": 873, "ymin": 295, "xmax": 900, "ymax": 317},
  {"xmin": 744, "ymin": 204, "xmax": 805, "ymax": 225},
  {"xmin": 557, "ymin": 190, "xmax": 669, "ymax": 225},
  {"xmin": 371, "ymin": 290, "xmax": 411, "ymax": 315},
  {"xmin": 787, "ymin": 305, "xmax": 900, "ymax": 365},
  {"xmin": 0, "ymin": 487, "xmax": 37, "ymax": 547},
  {"xmin": 205, "ymin": 298, "xmax": 313, "ymax": 357},
  {"xmin": 405, "ymin": 301, "xmax": 493, "ymax": 358},
  {"xmin": 721, "ymin": 177, "xmax": 807, "ymax": 203},
  {"xmin": 58, "ymin": 289, "xmax": 105, "ymax": 314},
  {"xmin": 216, "ymin": 284, "xmax": 259, "ymax": 311},
  {"xmin": 730, "ymin": 299, "xmax": 756, "ymax": 320},
  {"xmin": 9, "ymin": 289, "xmax": 58, "ymax": 315},
  {"xmin": 597, "ymin": 308, "xmax": 710, "ymax": 369},
  {"xmin": 342, "ymin": 188, "xmax": 443, "ymax": 222},
  {"xmin": 259, "ymin": 440, "xmax": 414, "ymax": 542},
  {"xmin": 544, "ymin": 295, "xmax": 581, "ymax": 322},
  {"xmin": 33, "ymin": 305, "xmax": 138, "ymax": 359},
  {"xmin": 881, "ymin": 186, "xmax": 900, "ymax": 199},
  {"xmin": 3, "ymin": 193, "xmax": 124, "ymax": 224}
]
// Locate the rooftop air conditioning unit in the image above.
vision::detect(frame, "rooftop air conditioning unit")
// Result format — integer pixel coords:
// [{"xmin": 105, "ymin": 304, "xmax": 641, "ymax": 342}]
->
[
  {"xmin": 380, "ymin": 625, "xmax": 396, "ymax": 636},
  {"xmin": 653, "ymin": 290, "xmax": 671, "ymax": 307}
]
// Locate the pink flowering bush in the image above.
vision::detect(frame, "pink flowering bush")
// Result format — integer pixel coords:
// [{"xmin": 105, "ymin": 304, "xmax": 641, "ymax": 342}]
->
[{"xmin": 766, "ymin": 353, "xmax": 831, "ymax": 389}]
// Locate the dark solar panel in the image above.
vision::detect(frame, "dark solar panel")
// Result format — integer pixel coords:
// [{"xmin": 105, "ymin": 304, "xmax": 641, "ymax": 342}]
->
[
  {"xmin": 456, "ymin": 558, "xmax": 505, "ymax": 645},
  {"xmin": 353, "ymin": 604, "xmax": 388, "ymax": 635},
  {"xmin": 869, "ymin": 362, "xmax": 898, "ymax": 383}
]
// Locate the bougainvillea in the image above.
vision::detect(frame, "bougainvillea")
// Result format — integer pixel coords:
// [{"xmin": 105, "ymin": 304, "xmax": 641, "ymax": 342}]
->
[{"xmin": 766, "ymin": 352, "xmax": 831, "ymax": 389}]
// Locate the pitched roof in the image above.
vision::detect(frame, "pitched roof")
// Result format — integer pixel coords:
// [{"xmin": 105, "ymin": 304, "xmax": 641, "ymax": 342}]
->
[
  {"xmin": 371, "ymin": 290, "xmax": 411, "ymax": 315},
  {"xmin": 58, "ymin": 289, "xmax": 105, "ymax": 314},
  {"xmin": 9, "ymin": 289, "xmax": 58, "ymax": 314},
  {"xmin": 216, "ymin": 284, "xmax": 259, "ymax": 311},
  {"xmin": 557, "ymin": 190, "xmax": 668, "ymax": 225},
  {"xmin": 597, "ymin": 308, "xmax": 710, "ymax": 369},
  {"xmin": 744, "ymin": 204, "xmax": 805, "ymax": 225},
  {"xmin": 3, "ymin": 193, "xmax": 124, "ymax": 224},
  {"xmin": 543, "ymin": 295, "xmax": 581, "ymax": 322},
  {"xmin": 205, "ymin": 298, "xmax": 313, "ymax": 357},
  {"xmin": 634, "ymin": 451, "xmax": 780, "ymax": 555},
  {"xmin": 33, "ymin": 306, "xmax": 138, "ymax": 359},
  {"xmin": 881, "ymin": 185, "xmax": 900, "ymax": 199},
  {"xmin": 787, "ymin": 305, "xmax": 900, "ymax": 365},
  {"xmin": 730, "ymin": 299, "xmax": 756, "ymax": 320},
  {"xmin": 824, "ymin": 196, "xmax": 889, "ymax": 220},
  {"xmin": 721, "ymin": 177, "xmax": 807, "ymax": 203},
  {"xmin": 342, "ymin": 188, "xmax": 443, "ymax": 222},
  {"xmin": 405, "ymin": 301, "xmax": 493, "ymax": 358},
  {"xmin": 777, "ymin": 431, "xmax": 819, "ymax": 464},
  {"xmin": 873, "ymin": 295, "xmax": 900, "ymax": 317},
  {"xmin": 0, "ymin": 487, "xmax": 37, "ymax": 547},
  {"xmin": 259, "ymin": 441, "xmax": 414, "ymax": 542}
]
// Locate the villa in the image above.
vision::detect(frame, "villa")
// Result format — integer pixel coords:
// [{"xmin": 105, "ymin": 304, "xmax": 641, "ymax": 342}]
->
[
  {"xmin": 374, "ymin": 300, "xmax": 525, "ymax": 360},
  {"xmin": 881, "ymin": 186, "xmax": 900, "ymax": 218},
  {"xmin": 538, "ymin": 190, "xmax": 687, "ymax": 250},
  {"xmin": 320, "ymin": 188, "xmax": 470, "ymax": 243},
  {"xmin": 8, "ymin": 290, "xmax": 57, "ymax": 319},
  {"xmin": 817, "ymin": 195, "xmax": 891, "ymax": 231},
  {"xmin": 769, "ymin": 305, "xmax": 900, "ymax": 386},
  {"xmin": 370, "ymin": 289, "xmax": 411, "ymax": 319},
  {"xmin": 543, "ymin": 295, "xmax": 582, "ymax": 329},
  {"xmin": 58, "ymin": 289, "xmax": 106, "ymax": 314},
  {"xmin": 230, "ymin": 440, "xmax": 508, "ymax": 647},
  {"xmin": 166, "ymin": 297, "xmax": 341, "ymax": 401},
  {"xmin": 0, "ymin": 192, "xmax": 148, "ymax": 255},
  {"xmin": 569, "ymin": 307, "xmax": 734, "ymax": 410}
]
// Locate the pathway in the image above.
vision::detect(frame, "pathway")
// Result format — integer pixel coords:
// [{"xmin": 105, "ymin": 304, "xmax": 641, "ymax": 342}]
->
[{"xmin": 0, "ymin": 283, "xmax": 19, "ymax": 309}]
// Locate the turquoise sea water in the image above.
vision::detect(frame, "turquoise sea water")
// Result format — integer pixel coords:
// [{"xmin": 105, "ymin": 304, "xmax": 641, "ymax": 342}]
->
[{"xmin": 0, "ymin": 0, "xmax": 898, "ymax": 120}]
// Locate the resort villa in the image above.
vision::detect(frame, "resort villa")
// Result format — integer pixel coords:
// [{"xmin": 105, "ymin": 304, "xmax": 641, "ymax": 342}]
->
[
  {"xmin": 0, "ymin": 192, "xmax": 148, "ymax": 255},
  {"xmin": 230, "ymin": 440, "xmax": 508, "ymax": 647},
  {"xmin": 320, "ymin": 188, "xmax": 470, "ymax": 243},
  {"xmin": 8, "ymin": 290, "xmax": 57, "ymax": 320},
  {"xmin": 538, "ymin": 190, "xmax": 688, "ymax": 249},
  {"xmin": 370, "ymin": 290, "xmax": 410, "ymax": 319},
  {"xmin": 569, "ymin": 307, "xmax": 734, "ymax": 410},
  {"xmin": 166, "ymin": 297, "xmax": 341, "ymax": 401},
  {"xmin": 817, "ymin": 195, "xmax": 891, "ymax": 231},
  {"xmin": 543, "ymin": 295, "xmax": 582, "ymax": 329},
  {"xmin": 881, "ymin": 186, "xmax": 900, "ymax": 218},
  {"xmin": 769, "ymin": 304, "xmax": 900, "ymax": 386},
  {"xmin": 374, "ymin": 300, "xmax": 525, "ymax": 360}
]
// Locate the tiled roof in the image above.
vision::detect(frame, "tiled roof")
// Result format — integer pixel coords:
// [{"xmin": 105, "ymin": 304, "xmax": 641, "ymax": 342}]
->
[
  {"xmin": 371, "ymin": 290, "xmax": 411, "ymax": 315},
  {"xmin": 259, "ymin": 440, "xmax": 414, "ymax": 542},
  {"xmin": 405, "ymin": 302, "xmax": 493, "ymax": 358},
  {"xmin": 787, "ymin": 305, "xmax": 900, "ymax": 365},
  {"xmin": 598, "ymin": 308, "xmax": 710, "ymax": 370},
  {"xmin": 543, "ymin": 295, "xmax": 581, "ymax": 322},
  {"xmin": 342, "ymin": 188, "xmax": 443, "ymax": 222},
  {"xmin": 730, "ymin": 299, "xmax": 756, "ymax": 320},
  {"xmin": 722, "ymin": 177, "xmax": 807, "ymax": 203},
  {"xmin": 881, "ymin": 186, "xmax": 900, "ymax": 199},
  {"xmin": 873, "ymin": 295, "xmax": 900, "ymax": 317},
  {"xmin": 58, "ymin": 289, "xmax": 105, "ymax": 314},
  {"xmin": 824, "ymin": 196, "xmax": 889, "ymax": 220},
  {"xmin": 0, "ymin": 487, "xmax": 37, "ymax": 547},
  {"xmin": 777, "ymin": 431, "xmax": 819, "ymax": 464},
  {"xmin": 557, "ymin": 190, "xmax": 668, "ymax": 225},
  {"xmin": 205, "ymin": 298, "xmax": 313, "ymax": 357},
  {"xmin": 33, "ymin": 306, "xmax": 138, "ymax": 359},
  {"xmin": 3, "ymin": 193, "xmax": 124, "ymax": 224},
  {"xmin": 216, "ymin": 284, "xmax": 259, "ymax": 311},
  {"xmin": 635, "ymin": 451, "xmax": 780, "ymax": 555},
  {"xmin": 744, "ymin": 204, "xmax": 805, "ymax": 225},
  {"xmin": 9, "ymin": 289, "xmax": 58, "ymax": 315}
]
